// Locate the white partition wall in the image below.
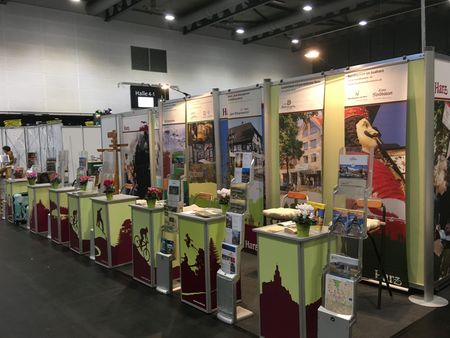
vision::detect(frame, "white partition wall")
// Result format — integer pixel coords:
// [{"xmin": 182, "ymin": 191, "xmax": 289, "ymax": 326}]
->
[
  {"xmin": 5, "ymin": 127, "xmax": 26, "ymax": 169},
  {"xmin": 62, "ymin": 126, "xmax": 101, "ymax": 183}
]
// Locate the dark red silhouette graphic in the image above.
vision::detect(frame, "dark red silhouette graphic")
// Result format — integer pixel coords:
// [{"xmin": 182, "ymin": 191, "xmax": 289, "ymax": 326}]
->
[
  {"xmin": 50, "ymin": 200, "xmax": 58, "ymax": 240},
  {"xmin": 30, "ymin": 201, "xmax": 49, "ymax": 233},
  {"xmin": 60, "ymin": 206, "xmax": 69, "ymax": 243},
  {"xmin": 260, "ymin": 265, "xmax": 300, "ymax": 338},
  {"xmin": 69, "ymin": 209, "xmax": 80, "ymax": 251},
  {"xmin": 180, "ymin": 234, "xmax": 221, "ymax": 310},
  {"xmin": 111, "ymin": 219, "xmax": 132, "ymax": 266},
  {"xmin": 96, "ymin": 208, "xmax": 104, "ymax": 234},
  {"xmin": 133, "ymin": 243, "xmax": 151, "ymax": 284}
]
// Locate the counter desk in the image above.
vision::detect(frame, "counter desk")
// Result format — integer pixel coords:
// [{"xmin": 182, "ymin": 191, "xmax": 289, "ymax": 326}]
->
[
  {"xmin": 49, "ymin": 187, "xmax": 76, "ymax": 244},
  {"xmin": 28, "ymin": 183, "xmax": 51, "ymax": 235}
]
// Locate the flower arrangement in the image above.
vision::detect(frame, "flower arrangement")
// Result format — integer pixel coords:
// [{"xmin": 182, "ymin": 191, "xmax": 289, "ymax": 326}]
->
[
  {"xmin": 103, "ymin": 179, "xmax": 115, "ymax": 194},
  {"xmin": 26, "ymin": 171, "xmax": 37, "ymax": 180},
  {"xmin": 79, "ymin": 176, "xmax": 90, "ymax": 184},
  {"xmin": 293, "ymin": 203, "xmax": 316, "ymax": 226},
  {"xmin": 146, "ymin": 187, "xmax": 162, "ymax": 200},
  {"xmin": 51, "ymin": 173, "xmax": 61, "ymax": 187},
  {"xmin": 217, "ymin": 188, "xmax": 231, "ymax": 205}
]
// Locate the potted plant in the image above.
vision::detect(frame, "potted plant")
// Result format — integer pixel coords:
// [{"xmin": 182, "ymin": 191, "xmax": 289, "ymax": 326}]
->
[
  {"xmin": 293, "ymin": 203, "xmax": 316, "ymax": 237},
  {"xmin": 146, "ymin": 187, "xmax": 162, "ymax": 208},
  {"xmin": 26, "ymin": 171, "xmax": 37, "ymax": 185},
  {"xmin": 217, "ymin": 188, "xmax": 231, "ymax": 214},
  {"xmin": 51, "ymin": 173, "xmax": 61, "ymax": 188},
  {"xmin": 79, "ymin": 176, "xmax": 89, "ymax": 191},
  {"xmin": 103, "ymin": 179, "xmax": 115, "ymax": 200}
]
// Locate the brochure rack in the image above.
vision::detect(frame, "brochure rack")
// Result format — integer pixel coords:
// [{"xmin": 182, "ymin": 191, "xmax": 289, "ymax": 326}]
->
[
  {"xmin": 156, "ymin": 177, "xmax": 184, "ymax": 294},
  {"xmin": 318, "ymin": 147, "xmax": 374, "ymax": 338},
  {"xmin": 217, "ymin": 152, "xmax": 254, "ymax": 324}
]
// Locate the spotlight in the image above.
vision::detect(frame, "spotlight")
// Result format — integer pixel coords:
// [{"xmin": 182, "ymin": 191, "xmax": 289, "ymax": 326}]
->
[
  {"xmin": 70, "ymin": 0, "xmax": 81, "ymax": 2},
  {"xmin": 291, "ymin": 38, "xmax": 300, "ymax": 44},
  {"xmin": 304, "ymin": 50, "xmax": 320, "ymax": 59},
  {"xmin": 236, "ymin": 28, "xmax": 245, "ymax": 34},
  {"xmin": 359, "ymin": 20, "xmax": 368, "ymax": 26},
  {"xmin": 160, "ymin": 84, "xmax": 170, "ymax": 90},
  {"xmin": 303, "ymin": 4, "xmax": 313, "ymax": 11},
  {"xmin": 165, "ymin": 14, "xmax": 175, "ymax": 21}
]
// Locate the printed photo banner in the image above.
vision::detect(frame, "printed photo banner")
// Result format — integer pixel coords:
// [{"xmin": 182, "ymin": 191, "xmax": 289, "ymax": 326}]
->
[
  {"xmin": 433, "ymin": 58, "xmax": 450, "ymax": 282},
  {"xmin": 344, "ymin": 63, "xmax": 408, "ymax": 107},
  {"xmin": 187, "ymin": 94, "xmax": 214, "ymax": 122},
  {"xmin": 279, "ymin": 77, "xmax": 325, "ymax": 114},
  {"xmin": 278, "ymin": 77, "xmax": 325, "ymax": 203},
  {"xmin": 161, "ymin": 99, "xmax": 186, "ymax": 181},
  {"xmin": 344, "ymin": 62, "xmax": 408, "ymax": 288}
]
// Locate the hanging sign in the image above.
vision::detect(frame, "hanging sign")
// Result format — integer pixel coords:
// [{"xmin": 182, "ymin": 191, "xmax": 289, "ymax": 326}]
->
[
  {"xmin": 345, "ymin": 63, "xmax": 408, "ymax": 106},
  {"xmin": 162, "ymin": 99, "xmax": 185, "ymax": 125},
  {"xmin": 130, "ymin": 85, "xmax": 166, "ymax": 108},
  {"xmin": 186, "ymin": 95, "xmax": 214, "ymax": 122},
  {"xmin": 279, "ymin": 78, "xmax": 324, "ymax": 114},
  {"xmin": 219, "ymin": 87, "xmax": 262, "ymax": 119}
]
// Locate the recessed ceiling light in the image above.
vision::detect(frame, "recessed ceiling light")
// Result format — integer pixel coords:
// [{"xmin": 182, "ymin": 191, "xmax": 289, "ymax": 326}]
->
[
  {"xmin": 303, "ymin": 4, "xmax": 313, "ymax": 11},
  {"xmin": 165, "ymin": 14, "xmax": 175, "ymax": 21},
  {"xmin": 71, "ymin": 0, "xmax": 81, "ymax": 2},
  {"xmin": 359, "ymin": 20, "xmax": 368, "ymax": 26},
  {"xmin": 236, "ymin": 28, "xmax": 245, "ymax": 34},
  {"xmin": 304, "ymin": 49, "xmax": 320, "ymax": 59},
  {"xmin": 291, "ymin": 38, "xmax": 300, "ymax": 44}
]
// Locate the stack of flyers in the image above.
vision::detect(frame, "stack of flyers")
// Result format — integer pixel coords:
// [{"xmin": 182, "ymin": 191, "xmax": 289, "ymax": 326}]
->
[
  {"xmin": 331, "ymin": 208, "xmax": 347, "ymax": 235},
  {"xmin": 347, "ymin": 210, "xmax": 365, "ymax": 237},
  {"xmin": 308, "ymin": 201, "xmax": 326, "ymax": 225}
]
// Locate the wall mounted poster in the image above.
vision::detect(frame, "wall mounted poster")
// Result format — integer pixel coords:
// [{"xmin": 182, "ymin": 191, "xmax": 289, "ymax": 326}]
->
[
  {"xmin": 186, "ymin": 95, "xmax": 216, "ymax": 185},
  {"xmin": 219, "ymin": 87, "xmax": 264, "ymax": 253},
  {"xmin": 433, "ymin": 58, "xmax": 450, "ymax": 282},
  {"xmin": 278, "ymin": 78, "xmax": 325, "ymax": 204},
  {"xmin": 344, "ymin": 63, "xmax": 408, "ymax": 288},
  {"xmin": 162, "ymin": 100, "xmax": 186, "ymax": 183},
  {"xmin": 121, "ymin": 114, "xmax": 150, "ymax": 198}
]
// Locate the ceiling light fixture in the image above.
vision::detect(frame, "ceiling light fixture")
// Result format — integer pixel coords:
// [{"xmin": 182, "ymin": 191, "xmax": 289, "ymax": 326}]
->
[
  {"xmin": 236, "ymin": 28, "xmax": 245, "ymax": 34},
  {"xmin": 359, "ymin": 20, "xmax": 368, "ymax": 26},
  {"xmin": 304, "ymin": 49, "xmax": 320, "ymax": 59},
  {"xmin": 303, "ymin": 4, "xmax": 313, "ymax": 11},
  {"xmin": 165, "ymin": 14, "xmax": 175, "ymax": 21},
  {"xmin": 291, "ymin": 38, "xmax": 300, "ymax": 44},
  {"xmin": 70, "ymin": 0, "xmax": 81, "ymax": 2},
  {"xmin": 160, "ymin": 83, "xmax": 170, "ymax": 90}
]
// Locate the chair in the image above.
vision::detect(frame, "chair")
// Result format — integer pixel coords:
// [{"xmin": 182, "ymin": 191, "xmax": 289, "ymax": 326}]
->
[
  {"xmin": 192, "ymin": 192, "xmax": 213, "ymax": 208},
  {"xmin": 355, "ymin": 198, "xmax": 393, "ymax": 309}
]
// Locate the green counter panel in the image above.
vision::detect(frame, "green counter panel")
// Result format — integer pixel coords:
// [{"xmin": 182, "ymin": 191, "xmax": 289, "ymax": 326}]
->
[{"xmin": 28, "ymin": 184, "xmax": 51, "ymax": 234}]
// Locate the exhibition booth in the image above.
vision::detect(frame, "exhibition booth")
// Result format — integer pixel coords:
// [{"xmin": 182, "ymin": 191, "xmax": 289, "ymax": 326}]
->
[{"xmin": 1, "ymin": 49, "xmax": 449, "ymax": 337}]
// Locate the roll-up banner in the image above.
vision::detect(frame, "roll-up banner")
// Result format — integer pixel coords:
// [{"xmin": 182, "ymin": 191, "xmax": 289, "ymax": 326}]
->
[
  {"xmin": 278, "ymin": 77, "xmax": 325, "ymax": 204},
  {"xmin": 161, "ymin": 99, "xmax": 186, "ymax": 188},
  {"xmin": 219, "ymin": 87, "xmax": 264, "ymax": 253},
  {"xmin": 120, "ymin": 112, "xmax": 150, "ymax": 198},
  {"xmin": 433, "ymin": 58, "xmax": 450, "ymax": 282},
  {"xmin": 344, "ymin": 63, "xmax": 408, "ymax": 288}
]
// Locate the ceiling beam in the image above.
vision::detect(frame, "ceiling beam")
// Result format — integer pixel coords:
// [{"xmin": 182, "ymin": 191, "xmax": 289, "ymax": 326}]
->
[
  {"xmin": 242, "ymin": 0, "xmax": 383, "ymax": 44},
  {"xmin": 182, "ymin": 0, "xmax": 272, "ymax": 34},
  {"xmin": 104, "ymin": 0, "xmax": 144, "ymax": 21}
]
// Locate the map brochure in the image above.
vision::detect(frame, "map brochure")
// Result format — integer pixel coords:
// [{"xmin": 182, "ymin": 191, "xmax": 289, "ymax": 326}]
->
[{"xmin": 324, "ymin": 273, "xmax": 355, "ymax": 316}]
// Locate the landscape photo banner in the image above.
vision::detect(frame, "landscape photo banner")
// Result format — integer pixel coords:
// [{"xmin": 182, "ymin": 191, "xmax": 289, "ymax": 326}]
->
[
  {"xmin": 344, "ymin": 63, "xmax": 408, "ymax": 107},
  {"xmin": 278, "ymin": 78, "xmax": 325, "ymax": 203},
  {"xmin": 433, "ymin": 58, "xmax": 450, "ymax": 282},
  {"xmin": 279, "ymin": 77, "xmax": 325, "ymax": 114},
  {"xmin": 344, "ymin": 63, "xmax": 408, "ymax": 288}
]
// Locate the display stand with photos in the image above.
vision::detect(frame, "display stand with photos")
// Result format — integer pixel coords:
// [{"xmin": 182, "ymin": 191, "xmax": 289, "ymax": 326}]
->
[
  {"xmin": 217, "ymin": 152, "xmax": 254, "ymax": 324},
  {"xmin": 156, "ymin": 178, "xmax": 184, "ymax": 294},
  {"xmin": 318, "ymin": 147, "xmax": 374, "ymax": 338}
]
